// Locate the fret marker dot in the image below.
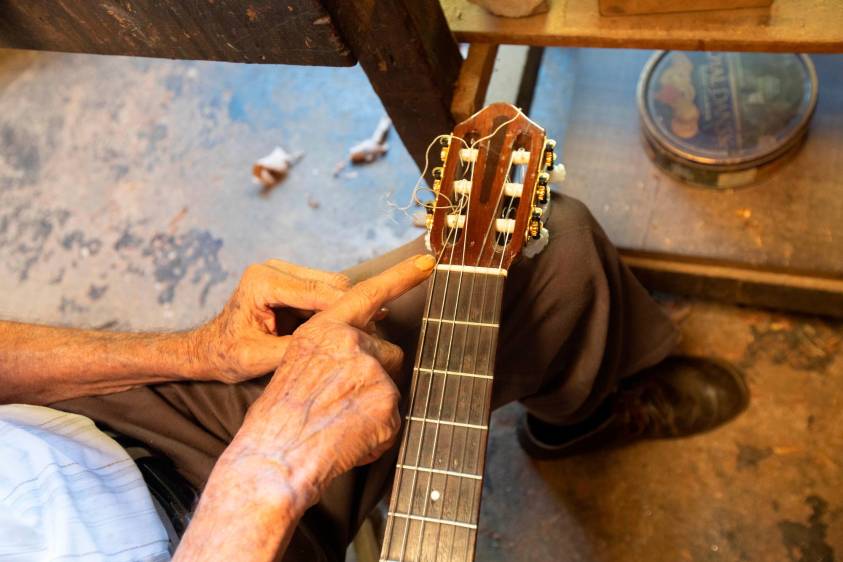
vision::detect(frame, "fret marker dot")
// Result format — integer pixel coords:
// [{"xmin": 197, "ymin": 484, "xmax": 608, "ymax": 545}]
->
[{"xmin": 430, "ymin": 490, "xmax": 441, "ymax": 502}]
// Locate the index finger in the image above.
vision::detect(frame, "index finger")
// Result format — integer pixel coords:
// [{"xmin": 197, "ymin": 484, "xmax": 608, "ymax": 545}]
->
[{"xmin": 318, "ymin": 254, "xmax": 435, "ymax": 328}]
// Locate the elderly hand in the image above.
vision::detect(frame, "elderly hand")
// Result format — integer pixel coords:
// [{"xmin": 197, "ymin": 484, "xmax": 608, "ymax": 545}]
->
[
  {"xmin": 216, "ymin": 254, "xmax": 435, "ymax": 508},
  {"xmin": 188, "ymin": 260, "xmax": 353, "ymax": 383}
]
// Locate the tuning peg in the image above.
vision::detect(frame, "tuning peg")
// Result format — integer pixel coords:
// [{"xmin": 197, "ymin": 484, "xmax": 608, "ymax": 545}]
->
[
  {"xmin": 439, "ymin": 137, "xmax": 450, "ymax": 161},
  {"xmin": 550, "ymin": 163, "xmax": 566, "ymax": 184},
  {"xmin": 527, "ymin": 207, "xmax": 543, "ymax": 239},
  {"xmin": 536, "ymin": 172, "xmax": 550, "ymax": 204},
  {"xmin": 424, "ymin": 201, "xmax": 435, "ymax": 230},
  {"xmin": 543, "ymin": 139, "xmax": 557, "ymax": 171},
  {"xmin": 432, "ymin": 167, "xmax": 444, "ymax": 180}
]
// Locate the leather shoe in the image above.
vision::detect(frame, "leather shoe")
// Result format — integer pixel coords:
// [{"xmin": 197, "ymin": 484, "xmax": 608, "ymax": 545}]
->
[{"xmin": 517, "ymin": 356, "xmax": 749, "ymax": 460}]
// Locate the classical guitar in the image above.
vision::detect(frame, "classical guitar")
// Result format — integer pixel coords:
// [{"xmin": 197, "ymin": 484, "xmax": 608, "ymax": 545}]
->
[{"xmin": 380, "ymin": 103, "xmax": 557, "ymax": 562}]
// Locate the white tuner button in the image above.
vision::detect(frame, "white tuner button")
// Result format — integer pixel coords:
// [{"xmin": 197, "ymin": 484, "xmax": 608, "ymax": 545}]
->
[
  {"xmin": 495, "ymin": 218, "xmax": 516, "ymax": 234},
  {"xmin": 446, "ymin": 214, "xmax": 466, "ymax": 229},
  {"xmin": 454, "ymin": 179, "xmax": 472, "ymax": 196},
  {"xmin": 511, "ymin": 149, "xmax": 531, "ymax": 165},
  {"xmin": 503, "ymin": 182, "xmax": 523, "ymax": 198},
  {"xmin": 459, "ymin": 148, "xmax": 479, "ymax": 163},
  {"xmin": 551, "ymin": 163, "xmax": 567, "ymax": 184}
]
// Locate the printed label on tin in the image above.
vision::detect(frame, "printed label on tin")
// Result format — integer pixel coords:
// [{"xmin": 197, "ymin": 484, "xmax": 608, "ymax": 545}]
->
[{"xmin": 643, "ymin": 52, "xmax": 815, "ymax": 165}]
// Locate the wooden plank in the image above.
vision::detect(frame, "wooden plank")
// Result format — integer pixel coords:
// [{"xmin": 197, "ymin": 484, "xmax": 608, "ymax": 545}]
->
[
  {"xmin": 0, "ymin": 1, "xmax": 353, "ymax": 66},
  {"xmin": 622, "ymin": 251, "xmax": 843, "ymax": 318},
  {"xmin": 322, "ymin": 0, "xmax": 462, "ymax": 172},
  {"xmin": 529, "ymin": 49, "xmax": 843, "ymax": 314},
  {"xmin": 451, "ymin": 43, "xmax": 498, "ymax": 122},
  {"xmin": 442, "ymin": 0, "xmax": 843, "ymax": 53},
  {"xmin": 599, "ymin": 0, "xmax": 772, "ymax": 16}
]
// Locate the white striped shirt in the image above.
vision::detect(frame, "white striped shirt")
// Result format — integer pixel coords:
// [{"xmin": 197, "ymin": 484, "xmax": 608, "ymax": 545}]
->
[{"xmin": 0, "ymin": 404, "xmax": 170, "ymax": 561}]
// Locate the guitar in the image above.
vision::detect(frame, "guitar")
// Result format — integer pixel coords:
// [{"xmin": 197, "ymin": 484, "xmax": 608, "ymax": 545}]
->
[{"xmin": 380, "ymin": 103, "xmax": 557, "ymax": 562}]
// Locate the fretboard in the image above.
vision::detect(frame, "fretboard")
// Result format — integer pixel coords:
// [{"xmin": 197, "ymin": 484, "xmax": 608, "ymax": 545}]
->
[{"xmin": 380, "ymin": 265, "xmax": 506, "ymax": 562}]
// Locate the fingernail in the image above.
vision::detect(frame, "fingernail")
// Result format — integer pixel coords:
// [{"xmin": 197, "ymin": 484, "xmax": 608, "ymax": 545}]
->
[
  {"xmin": 414, "ymin": 254, "xmax": 436, "ymax": 271},
  {"xmin": 374, "ymin": 307, "xmax": 390, "ymax": 320}
]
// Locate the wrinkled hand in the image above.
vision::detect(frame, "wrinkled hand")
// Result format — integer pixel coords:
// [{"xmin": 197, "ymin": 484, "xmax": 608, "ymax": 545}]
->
[
  {"xmin": 222, "ymin": 254, "xmax": 435, "ymax": 508},
  {"xmin": 189, "ymin": 260, "xmax": 352, "ymax": 383}
]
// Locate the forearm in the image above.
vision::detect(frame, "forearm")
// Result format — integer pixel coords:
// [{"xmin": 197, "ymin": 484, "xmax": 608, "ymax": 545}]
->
[
  {"xmin": 0, "ymin": 320, "xmax": 203, "ymax": 404},
  {"xmin": 174, "ymin": 439, "xmax": 318, "ymax": 562}
]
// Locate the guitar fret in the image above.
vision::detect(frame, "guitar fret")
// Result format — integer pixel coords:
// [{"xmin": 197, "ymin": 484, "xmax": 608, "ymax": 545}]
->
[
  {"xmin": 415, "ymin": 367, "xmax": 493, "ymax": 380},
  {"xmin": 387, "ymin": 511, "xmax": 478, "ymax": 530},
  {"xmin": 422, "ymin": 317, "xmax": 499, "ymax": 328},
  {"xmin": 396, "ymin": 464, "xmax": 483, "ymax": 480},
  {"xmin": 406, "ymin": 416, "xmax": 488, "ymax": 430}
]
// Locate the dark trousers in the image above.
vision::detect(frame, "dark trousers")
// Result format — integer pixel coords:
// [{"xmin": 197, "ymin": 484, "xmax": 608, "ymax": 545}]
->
[{"xmin": 54, "ymin": 195, "xmax": 678, "ymax": 561}]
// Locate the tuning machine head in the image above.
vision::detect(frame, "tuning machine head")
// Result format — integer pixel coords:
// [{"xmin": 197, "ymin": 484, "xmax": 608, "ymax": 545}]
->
[
  {"xmin": 439, "ymin": 136, "xmax": 450, "ymax": 162},
  {"xmin": 536, "ymin": 172, "xmax": 550, "ymax": 204},
  {"xmin": 543, "ymin": 139, "xmax": 557, "ymax": 171},
  {"xmin": 527, "ymin": 207, "xmax": 543, "ymax": 240},
  {"xmin": 423, "ymin": 199, "xmax": 436, "ymax": 231},
  {"xmin": 431, "ymin": 166, "xmax": 444, "ymax": 192}
]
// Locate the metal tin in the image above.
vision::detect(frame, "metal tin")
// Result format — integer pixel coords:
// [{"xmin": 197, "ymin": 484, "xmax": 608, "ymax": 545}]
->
[{"xmin": 637, "ymin": 51, "xmax": 818, "ymax": 189}]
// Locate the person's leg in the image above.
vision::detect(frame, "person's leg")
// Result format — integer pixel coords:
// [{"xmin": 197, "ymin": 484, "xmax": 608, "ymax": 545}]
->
[
  {"xmin": 331, "ymin": 193, "xmax": 680, "ymax": 543},
  {"xmin": 345, "ymin": 194, "xmax": 679, "ymax": 424},
  {"xmin": 53, "ymin": 193, "xmax": 677, "ymax": 561}
]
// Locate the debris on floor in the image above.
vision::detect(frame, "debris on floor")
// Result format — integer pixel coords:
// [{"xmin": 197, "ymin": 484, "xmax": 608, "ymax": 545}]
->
[
  {"xmin": 335, "ymin": 116, "xmax": 391, "ymax": 177},
  {"xmin": 168, "ymin": 206, "xmax": 189, "ymax": 233},
  {"xmin": 252, "ymin": 146, "xmax": 304, "ymax": 193}
]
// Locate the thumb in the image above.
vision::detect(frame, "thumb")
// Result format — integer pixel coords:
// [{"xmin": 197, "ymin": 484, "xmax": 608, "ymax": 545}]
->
[{"xmin": 242, "ymin": 333, "xmax": 293, "ymax": 376}]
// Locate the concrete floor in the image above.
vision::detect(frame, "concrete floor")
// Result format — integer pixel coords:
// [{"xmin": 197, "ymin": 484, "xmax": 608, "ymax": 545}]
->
[{"xmin": 1, "ymin": 49, "xmax": 841, "ymax": 562}]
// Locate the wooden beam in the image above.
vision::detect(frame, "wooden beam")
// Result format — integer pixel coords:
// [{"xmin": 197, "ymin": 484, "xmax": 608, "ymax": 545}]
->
[
  {"xmin": 0, "ymin": 1, "xmax": 354, "ymax": 66},
  {"xmin": 442, "ymin": 0, "xmax": 843, "ymax": 53},
  {"xmin": 451, "ymin": 43, "xmax": 498, "ymax": 122},
  {"xmin": 321, "ymin": 0, "xmax": 463, "ymax": 172},
  {"xmin": 480, "ymin": 45, "xmax": 544, "ymax": 115},
  {"xmin": 622, "ymin": 251, "xmax": 843, "ymax": 318},
  {"xmin": 515, "ymin": 47, "xmax": 545, "ymax": 114}
]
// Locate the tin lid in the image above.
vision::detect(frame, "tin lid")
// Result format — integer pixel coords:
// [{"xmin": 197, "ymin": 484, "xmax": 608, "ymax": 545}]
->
[{"xmin": 638, "ymin": 51, "xmax": 817, "ymax": 169}]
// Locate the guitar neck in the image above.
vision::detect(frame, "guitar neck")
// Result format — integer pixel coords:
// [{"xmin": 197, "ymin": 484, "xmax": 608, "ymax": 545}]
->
[{"xmin": 381, "ymin": 265, "xmax": 506, "ymax": 562}]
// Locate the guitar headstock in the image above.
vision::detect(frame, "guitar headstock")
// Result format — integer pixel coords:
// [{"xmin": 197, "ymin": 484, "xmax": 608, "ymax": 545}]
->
[{"xmin": 423, "ymin": 103, "xmax": 556, "ymax": 272}]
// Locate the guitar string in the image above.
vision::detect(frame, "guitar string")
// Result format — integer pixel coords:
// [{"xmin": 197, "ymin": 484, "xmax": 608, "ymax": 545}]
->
[
  {"xmin": 379, "ymin": 228, "xmax": 444, "ymax": 561},
  {"xmin": 395, "ymin": 113, "xmax": 522, "ymax": 561},
  {"xmin": 427, "ymin": 111, "xmax": 526, "ymax": 560},
  {"xmin": 436, "ymin": 149, "xmax": 517, "ymax": 562},
  {"xmin": 440, "ymin": 140, "xmax": 521, "ymax": 562},
  {"xmin": 454, "ymin": 184, "xmax": 517, "ymax": 562},
  {"xmin": 385, "ymin": 109, "xmax": 523, "ymax": 561},
  {"xmin": 429, "ymin": 113, "xmax": 524, "ymax": 561},
  {"xmin": 460, "ymin": 219, "xmax": 509, "ymax": 562},
  {"xmin": 460, "ymin": 139, "xmax": 537, "ymax": 562},
  {"xmin": 415, "ymin": 141, "xmax": 515, "ymax": 560},
  {"xmin": 384, "ymin": 217, "xmax": 461, "ymax": 561},
  {"xmin": 386, "ymin": 133, "xmax": 470, "ymax": 226},
  {"xmin": 381, "ymin": 139, "xmax": 465, "ymax": 561},
  {"xmin": 395, "ymin": 149, "xmax": 476, "ymax": 562},
  {"xmin": 450, "ymin": 127, "xmax": 537, "ymax": 562},
  {"xmin": 406, "ymin": 153, "xmax": 477, "ymax": 562}
]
